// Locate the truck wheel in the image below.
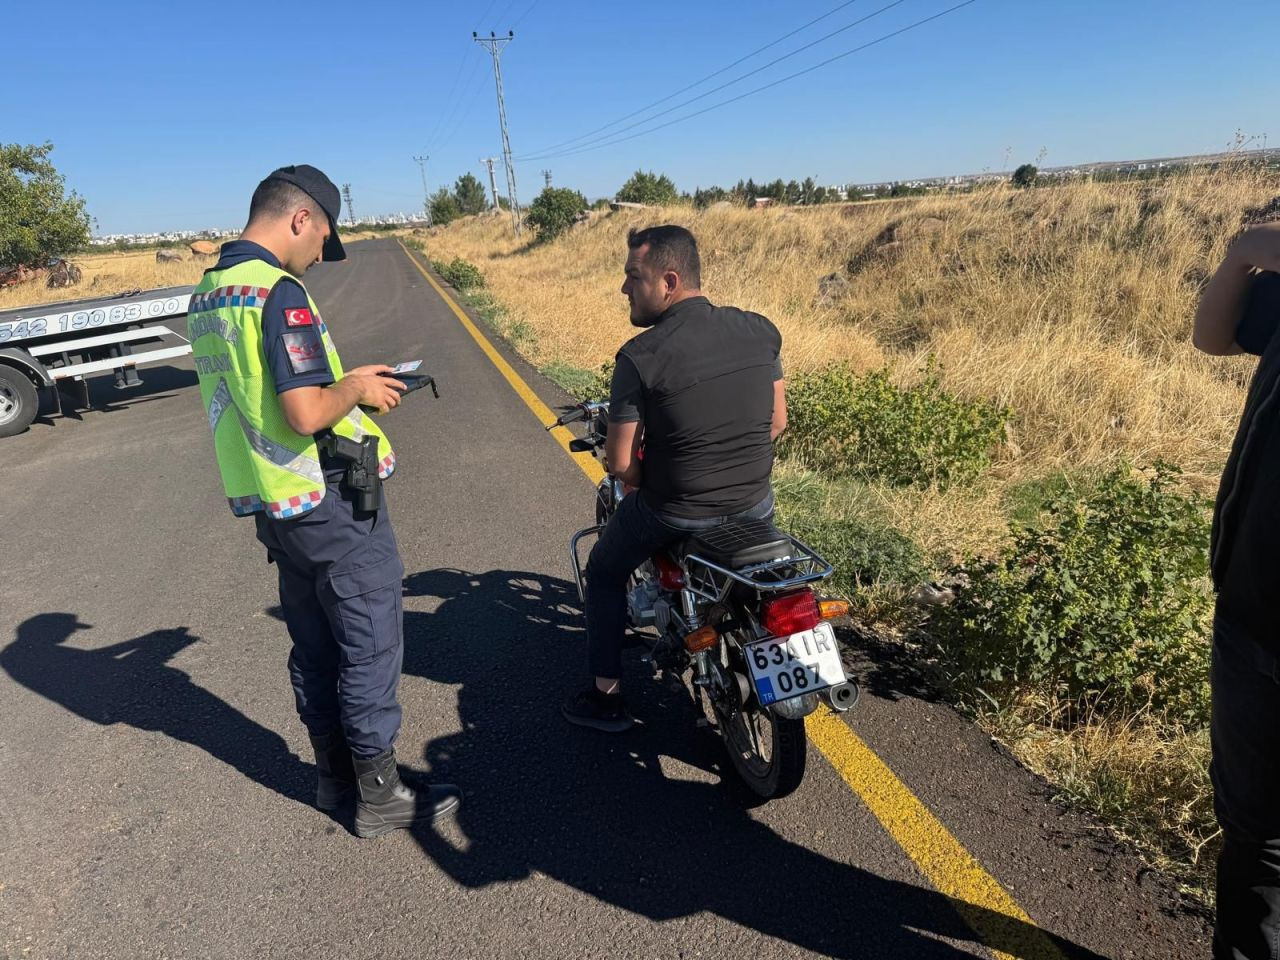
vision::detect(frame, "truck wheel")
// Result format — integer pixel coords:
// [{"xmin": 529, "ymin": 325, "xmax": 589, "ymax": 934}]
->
[{"xmin": 0, "ymin": 365, "xmax": 38, "ymax": 438}]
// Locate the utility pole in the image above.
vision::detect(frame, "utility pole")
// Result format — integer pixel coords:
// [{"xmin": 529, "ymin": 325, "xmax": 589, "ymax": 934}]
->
[
  {"xmin": 480, "ymin": 157, "xmax": 501, "ymax": 213},
  {"xmin": 541, "ymin": 169, "xmax": 552, "ymax": 190},
  {"xmin": 341, "ymin": 183, "xmax": 355, "ymax": 225},
  {"xmin": 473, "ymin": 30, "xmax": 521, "ymax": 235},
  {"xmin": 411, "ymin": 155, "xmax": 432, "ymax": 225}
]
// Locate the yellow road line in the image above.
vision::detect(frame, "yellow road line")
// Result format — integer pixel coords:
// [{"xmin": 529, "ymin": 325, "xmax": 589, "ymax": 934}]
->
[
  {"xmin": 400, "ymin": 240, "xmax": 1065, "ymax": 960},
  {"xmin": 399, "ymin": 241, "xmax": 605, "ymax": 485},
  {"xmin": 807, "ymin": 710, "xmax": 1067, "ymax": 960}
]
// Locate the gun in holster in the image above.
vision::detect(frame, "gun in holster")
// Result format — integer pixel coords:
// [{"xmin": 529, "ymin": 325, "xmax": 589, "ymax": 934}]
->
[{"xmin": 317, "ymin": 431, "xmax": 383, "ymax": 513}]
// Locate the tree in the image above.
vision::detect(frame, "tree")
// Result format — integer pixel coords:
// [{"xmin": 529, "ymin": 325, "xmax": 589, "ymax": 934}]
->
[
  {"xmin": 428, "ymin": 187, "xmax": 461, "ymax": 226},
  {"xmin": 1011, "ymin": 163, "xmax": 1038, "ymax": 188},
  {"xmin": 616, "ymin": 169, "xmax": 678, "ymax": 206},
  {"xmin": 453, "ymin": 173, "xmax": 489, "ymax": 216},
  {"xmin": 692, "ymin": 186, "xmax": 728, "ymax": 210},
  {"xmin": 801, "ymin": 176, "xmax": 817, "ymax": 205},
  {"xmin": 0, "ymin": 142, "xmax": 91, "ymax": 270},
  {"xmin": 524, "ymin": 187, "xmax": 588, "ymax": 242}
]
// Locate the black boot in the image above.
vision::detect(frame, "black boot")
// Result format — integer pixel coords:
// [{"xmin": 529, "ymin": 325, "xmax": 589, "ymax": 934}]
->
[
  {"xmin": 309, "ymin": 727, "xmax": 357, "ymax": 811},
  {"xmin": 353, "ymin": 749, "xmax": 462, "ymax": 839}
]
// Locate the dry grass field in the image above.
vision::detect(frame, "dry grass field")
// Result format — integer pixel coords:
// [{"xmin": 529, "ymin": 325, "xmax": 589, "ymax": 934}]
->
[{"xmin": 417, "ymin": 168, "xmax": 1280, "ymax": 897}]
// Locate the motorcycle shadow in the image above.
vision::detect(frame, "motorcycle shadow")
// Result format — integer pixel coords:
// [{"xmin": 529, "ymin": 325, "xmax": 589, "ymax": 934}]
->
[{"xmin": 400, "ymin": 567, "xmax": 1102, "ymax": 960}]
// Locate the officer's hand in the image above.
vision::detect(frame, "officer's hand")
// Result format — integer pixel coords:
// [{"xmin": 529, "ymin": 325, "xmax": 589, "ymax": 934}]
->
[
  {"xmin": 348, "ymin": 373, "xmax": 405, "ymax": 413},
  {"xmin": 346, "ymin": 364, "xmax": 396, "ymax": 378},
  {"xmin": 1230, "ymin": 222, "xmax": 1280, "ymax": 273}
]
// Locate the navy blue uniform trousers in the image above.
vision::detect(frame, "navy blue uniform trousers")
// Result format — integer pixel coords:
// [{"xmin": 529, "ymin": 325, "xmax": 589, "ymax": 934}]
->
[
  {"xmin": 254, "ymin": 482, "xmax": 405, "ymax": 759},
  {"xmin": 1213, "ymin": 611, "xmax": 1280, "ymax": 960}
]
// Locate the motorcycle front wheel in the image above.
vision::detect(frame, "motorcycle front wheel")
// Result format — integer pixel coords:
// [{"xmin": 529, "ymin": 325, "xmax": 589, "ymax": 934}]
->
[{"xmin": 705, "ymin": 643, "xmax": 807, "ymax": 800}]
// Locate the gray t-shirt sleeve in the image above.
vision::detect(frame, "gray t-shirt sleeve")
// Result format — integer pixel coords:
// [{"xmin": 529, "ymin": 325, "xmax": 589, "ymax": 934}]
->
[
  {"xmin": 609, "ymin": 353, "xmax": 644, "ymax": 424},
  {"xmin": 773, "ymin": 355, "xmax": 784, "ymax": 380}
]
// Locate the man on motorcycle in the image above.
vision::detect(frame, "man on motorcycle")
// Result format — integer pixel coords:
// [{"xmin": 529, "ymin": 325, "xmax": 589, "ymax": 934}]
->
[{"xmin": 563, "ymin": 224, "xmax": 787, "ymax": 732}]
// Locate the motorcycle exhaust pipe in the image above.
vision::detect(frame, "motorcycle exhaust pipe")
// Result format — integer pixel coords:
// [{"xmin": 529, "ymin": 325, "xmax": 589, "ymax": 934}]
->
[{"xmin": 821, "ymin": 681, "xmax": 859, "ymax": 713}]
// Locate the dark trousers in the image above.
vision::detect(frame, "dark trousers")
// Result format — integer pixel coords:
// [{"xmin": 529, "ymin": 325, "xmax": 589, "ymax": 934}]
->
[
  {"xmin": 585, "ymin": 490, "xmax": 774, "ymax": 679},
  {"xmin": 1212, "ymin": 610, "xmax": 1280, "ymax": 960},
  {"xmin": 254, "ymin": 484, "xmax": 406, "ymax": 759}
]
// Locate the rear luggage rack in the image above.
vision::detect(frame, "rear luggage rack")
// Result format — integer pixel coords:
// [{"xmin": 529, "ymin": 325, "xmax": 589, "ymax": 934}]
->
[{"xmin": 682, "ymin": 533, "xmax": 832, "ymax": 604}]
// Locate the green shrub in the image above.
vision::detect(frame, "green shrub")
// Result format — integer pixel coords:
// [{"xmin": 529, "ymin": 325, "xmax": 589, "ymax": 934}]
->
[
  {"xmin": 525, "ymin": 187, "xmax": 588, "ymax": 243},
  {"xmin": 433, "ymin": 257, "xmax": 485, "ymax": 292},
  {"xmin": 774, "ymin": 472, "xmax": 927, "ymax": 607},
  {"xmin": 780, "ymin": 363, "xmax": 1010, "ymax": 488},
  {"xmin": 931, "ymin": 464, "xmax": 1212, "ymax": 726}
]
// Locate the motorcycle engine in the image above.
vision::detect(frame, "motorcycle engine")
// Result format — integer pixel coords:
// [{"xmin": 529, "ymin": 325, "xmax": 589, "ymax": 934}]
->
[{"xmin": 627, "ymin": 580, "xmax": 661, "ymax": 627}]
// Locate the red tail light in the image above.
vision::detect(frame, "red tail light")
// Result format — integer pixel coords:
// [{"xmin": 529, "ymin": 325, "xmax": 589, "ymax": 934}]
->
[
  {"xmin": 653, "ymin": 552, "xmax": 685, "ymax": 590},
  {"xmin": 761, "ymin": 589, "xmax": 820, "ymax": 636}
]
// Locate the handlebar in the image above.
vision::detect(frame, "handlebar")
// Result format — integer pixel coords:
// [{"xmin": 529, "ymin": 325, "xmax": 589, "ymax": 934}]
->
[{"xmin": 548, "ymin": 400, "xmax": 609, "ymax": 430}]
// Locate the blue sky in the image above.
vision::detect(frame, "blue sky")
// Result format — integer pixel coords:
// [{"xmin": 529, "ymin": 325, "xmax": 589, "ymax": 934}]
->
[{"xmin": 7, "ymin": 0, "xmax": 1272, "ymax": 234}]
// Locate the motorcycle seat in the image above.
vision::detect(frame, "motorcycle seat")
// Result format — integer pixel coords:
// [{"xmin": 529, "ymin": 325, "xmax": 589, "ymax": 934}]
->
[{"xmin": 683, "ymin": 518, "xmax": 793, "ymax": 570}]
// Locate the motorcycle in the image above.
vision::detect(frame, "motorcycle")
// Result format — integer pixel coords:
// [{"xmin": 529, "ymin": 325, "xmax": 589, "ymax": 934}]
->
[{"xmin": 553, "ymin": 400, "xmax": 858, "ymax": 800}]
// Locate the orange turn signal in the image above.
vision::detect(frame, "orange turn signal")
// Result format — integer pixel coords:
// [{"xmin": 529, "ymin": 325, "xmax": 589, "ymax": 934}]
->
[
  {"xmin": 818, "ymin": 599, "xmax": 850, "ymax": 621},
  {"xmin": 683, "ymin": 626, "xmax": 718, "ymax": 653}
]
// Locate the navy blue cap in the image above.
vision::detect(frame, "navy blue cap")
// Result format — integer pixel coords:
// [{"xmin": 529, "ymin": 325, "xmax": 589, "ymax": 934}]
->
[{"xmin": 263, "ymin": 164, "xmax": 346, "ymax": 262}]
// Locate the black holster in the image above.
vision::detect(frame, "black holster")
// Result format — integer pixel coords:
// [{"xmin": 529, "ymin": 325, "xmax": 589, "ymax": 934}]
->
[{"xmin": 317, "ymin": 431, "xmax": 383, "ymax": 513}]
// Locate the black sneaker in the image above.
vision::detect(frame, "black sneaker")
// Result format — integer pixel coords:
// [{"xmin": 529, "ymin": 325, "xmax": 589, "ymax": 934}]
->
[{"xmin": 562, "ymin": 687, "xmax": 635, "ymax": 733}]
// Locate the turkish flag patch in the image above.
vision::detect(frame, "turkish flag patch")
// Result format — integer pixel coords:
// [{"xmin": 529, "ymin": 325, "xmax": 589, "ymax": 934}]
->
[{"xmin": 284, "ymin": 308, "xmax": 313, "ymax": 327}]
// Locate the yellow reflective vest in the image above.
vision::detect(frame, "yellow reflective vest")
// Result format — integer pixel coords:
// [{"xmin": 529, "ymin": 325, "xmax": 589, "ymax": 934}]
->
[{"xmin": 188, "ymin": 257, "xmax": 395, "ymax": 519}]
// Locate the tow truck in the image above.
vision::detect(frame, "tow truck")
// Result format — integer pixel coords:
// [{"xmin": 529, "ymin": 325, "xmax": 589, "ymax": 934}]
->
[{"xmin": 0, "ymin": 286, "xmax": 194, "ymax": 438}]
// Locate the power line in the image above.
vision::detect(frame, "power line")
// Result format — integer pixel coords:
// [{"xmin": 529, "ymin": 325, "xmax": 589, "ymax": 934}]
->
[
  {"xmin": 473, "ymin": 0, "xmax": 499, "ymax": 28},
  {"xmin": 518, "ymin": 0, "xmax": 909, "ymax": 161},
  {"xmin": 429, "ymin": 66, "xmax": 490, "ymax": 154},
  {"xmin": 426, "ymin": 53, "xmax": 487, "ymax": 153},
  {"xmin": 422, "ymin": 52, "xmax": 473, "ymax": 150},
  {"xmin": 518, "ymin": 0, "xmax": 891, "ymax": 159},
  {"xmin": 512, "ymin": 0, "xmax": 541, "ymax": 28},
  {"xmin": 518, "ymin": 0, "xmax": 978, "ymax": 163}
]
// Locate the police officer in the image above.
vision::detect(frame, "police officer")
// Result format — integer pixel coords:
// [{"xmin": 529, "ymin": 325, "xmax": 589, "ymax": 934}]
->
[{"xmin": 188, "ymin": 165, "xmax": 461, "ymax": 837}]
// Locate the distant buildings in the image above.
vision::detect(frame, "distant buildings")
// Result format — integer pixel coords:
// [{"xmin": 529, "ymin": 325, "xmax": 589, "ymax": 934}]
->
[
  {"xmin": 91, "ymin": 212, "xmax": 431, "ymax": 246},
  {"xmin": 843, "ymin": 147, "xmax": 1280, "ymax": 198}
]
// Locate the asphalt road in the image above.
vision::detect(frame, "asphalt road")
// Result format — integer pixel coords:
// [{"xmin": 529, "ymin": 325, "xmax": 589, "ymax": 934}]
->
[{"xmin": 0, "ymin": 238, "xmax": 1212, "ymax": 959}]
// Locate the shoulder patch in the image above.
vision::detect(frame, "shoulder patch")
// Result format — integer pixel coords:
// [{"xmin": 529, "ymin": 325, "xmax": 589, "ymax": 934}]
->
[
  {"xmin": 284, "ymin": 308, "xmax": 314, "ymax": 327},
  {"xmin": 282, "ymin": 328, "xmax": 328, "ymax": 374}
]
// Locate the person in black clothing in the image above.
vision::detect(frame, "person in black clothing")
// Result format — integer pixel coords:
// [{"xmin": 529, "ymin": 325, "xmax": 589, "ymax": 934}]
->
[
  {"xmin": 562, "ymin": 225, "xmax": 787, "ymax": 732},
  {"xmin": 1193, "ymin": 215, "xmax": 1280, "ymax": 960}
]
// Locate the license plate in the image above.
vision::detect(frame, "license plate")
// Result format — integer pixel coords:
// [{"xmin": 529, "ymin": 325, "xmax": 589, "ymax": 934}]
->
[{"xmin": 745, "ymin": 622, "xmax": 845, "ymax": 706}]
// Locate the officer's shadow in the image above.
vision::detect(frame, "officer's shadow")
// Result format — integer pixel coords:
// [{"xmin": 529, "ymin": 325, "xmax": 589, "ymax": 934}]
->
[
  {"xmin": 1, "ymin": 612, "xmax": 314, "ymax": 807},
  {"xmin": 400, "ymin": 568, "xmax": 1106, "ymax": 960}
]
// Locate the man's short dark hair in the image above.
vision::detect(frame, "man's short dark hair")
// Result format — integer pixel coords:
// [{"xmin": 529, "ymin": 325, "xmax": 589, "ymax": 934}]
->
[
  {"xmin": 248, "ymin": 177, "xmax": 313, "ymax": 224},
  {"xmin": 628, "ymin": 224, "xmax": 701, "ymax": 288}
]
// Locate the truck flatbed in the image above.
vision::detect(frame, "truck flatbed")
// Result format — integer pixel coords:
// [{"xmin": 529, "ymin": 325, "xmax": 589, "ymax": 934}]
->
[{"xmin": 0, "ymin": 285, "xmax": 196, "ymax": 438}]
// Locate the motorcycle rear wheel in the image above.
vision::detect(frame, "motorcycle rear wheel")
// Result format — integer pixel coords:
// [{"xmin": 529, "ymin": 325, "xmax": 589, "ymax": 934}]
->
[{"xmin": 705, "ymin": 648, "xmax": 807, "ymax": 800}]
